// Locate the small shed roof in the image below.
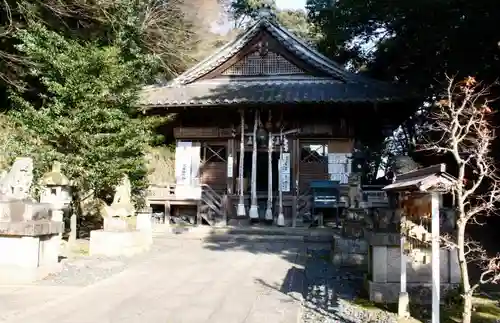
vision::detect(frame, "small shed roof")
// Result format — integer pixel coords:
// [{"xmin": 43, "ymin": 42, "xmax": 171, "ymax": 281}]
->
[{"xmin": 383, "ymin": 164, "xmax": 457, "ymax": 193}]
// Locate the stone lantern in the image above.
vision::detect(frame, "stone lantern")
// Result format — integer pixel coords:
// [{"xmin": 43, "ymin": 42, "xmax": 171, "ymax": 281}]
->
[{"xmin": 40, "ymin": 161, "xmax": 71, "ymax": 223}]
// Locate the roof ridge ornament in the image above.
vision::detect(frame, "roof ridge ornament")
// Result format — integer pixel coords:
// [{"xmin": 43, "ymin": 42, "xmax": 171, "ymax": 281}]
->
[{"xmin": 257, "ymin": 0, "xmax": 275, "ymax": 20}]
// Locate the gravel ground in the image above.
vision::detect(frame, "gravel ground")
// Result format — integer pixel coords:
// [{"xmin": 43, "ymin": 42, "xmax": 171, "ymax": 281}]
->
[{"xmin": 301, "ymin": 249, "xmax": 399, "ymax": 323}]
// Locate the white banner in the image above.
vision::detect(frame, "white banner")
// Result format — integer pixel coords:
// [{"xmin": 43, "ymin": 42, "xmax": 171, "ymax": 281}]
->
[
  {"xmin": 175, "ymin": 141, "xmax": 201, "ymax": 199},
  {"xmin": 175, "ymin": 141, "xmax": 191, "ymax": 185},
  {"xmin": 189, "ymin": 143, "xmax": 200, "ymax": 186}
]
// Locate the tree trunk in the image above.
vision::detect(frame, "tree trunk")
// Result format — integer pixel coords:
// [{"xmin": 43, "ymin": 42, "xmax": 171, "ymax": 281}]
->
[{"xmin": 457, "ymin": 221, "xmax": 473, "ymax": 323}]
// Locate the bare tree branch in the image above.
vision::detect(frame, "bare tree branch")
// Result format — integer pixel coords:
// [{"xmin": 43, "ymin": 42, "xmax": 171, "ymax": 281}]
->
[{"xmin": 422, "ymin": 75, "xmax": 500, "ymax": 323}]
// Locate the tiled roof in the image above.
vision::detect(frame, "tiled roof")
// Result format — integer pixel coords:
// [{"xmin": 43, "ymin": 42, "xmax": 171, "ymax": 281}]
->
[
  {"xmin": 139, "ymin": 16, "xmax": 411, "ymax": 108},
  {"xmin": 140, "ymin": 78, "xmax": 405, "ymax": 107}
]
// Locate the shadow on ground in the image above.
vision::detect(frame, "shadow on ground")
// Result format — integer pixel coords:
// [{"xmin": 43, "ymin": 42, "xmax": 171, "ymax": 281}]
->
[{"xmin": 202, "ymin": 229, "xmax": 374, "ymax": 323}]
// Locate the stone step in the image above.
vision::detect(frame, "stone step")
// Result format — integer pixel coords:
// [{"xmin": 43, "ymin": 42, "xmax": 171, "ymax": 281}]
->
[{"xmin": 153, "ymin": 224, "xmax": 336, "ymax": 242}]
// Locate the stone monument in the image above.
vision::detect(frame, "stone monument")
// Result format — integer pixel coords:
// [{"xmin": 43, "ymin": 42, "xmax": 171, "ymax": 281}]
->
[
  {"xmin": 0, "ymin": 158, "xmax": 63, "ymax": 284},
  {"xmin": 89, "ymin": 175, "xmax": 152, "ymax": 257},
  {"xmin": 331, "ymin": 173, "xmax": 369, "ymax": 267},
  {"xmin": 99, "ymin": 175, "xmax": 136, "ymax": 231}
]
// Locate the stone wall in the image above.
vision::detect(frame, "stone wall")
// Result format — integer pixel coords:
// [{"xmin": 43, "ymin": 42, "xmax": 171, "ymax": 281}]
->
[{"xmin": 367, "ymin": 239, "xmax": 460, "ymax": 304}]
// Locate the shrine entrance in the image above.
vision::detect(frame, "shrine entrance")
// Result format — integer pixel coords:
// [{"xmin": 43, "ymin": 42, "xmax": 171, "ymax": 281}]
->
[{"xmin": 238, "ymin": 150, "xmax": 280, "ymax": 194}]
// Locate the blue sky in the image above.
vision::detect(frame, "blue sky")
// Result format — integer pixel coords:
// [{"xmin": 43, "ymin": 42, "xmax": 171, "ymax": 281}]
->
[{"xmin": 276, "ymin": 0, "xmax": 306, "ymax": 10}]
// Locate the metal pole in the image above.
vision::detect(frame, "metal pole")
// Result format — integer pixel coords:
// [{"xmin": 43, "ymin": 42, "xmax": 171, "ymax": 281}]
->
[
  {"xmin": 431, "ymin": 192, "xmax": 440, "ymax": 323},
  {"xmin": 236, "ymin": 110, "xmax": 246, "ymax": 217}
]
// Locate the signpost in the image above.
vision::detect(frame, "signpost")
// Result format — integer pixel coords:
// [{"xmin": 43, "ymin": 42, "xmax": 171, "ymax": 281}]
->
[{"xmin": 383, "ymin": 164, "xmax": 456, "ymax": 322}]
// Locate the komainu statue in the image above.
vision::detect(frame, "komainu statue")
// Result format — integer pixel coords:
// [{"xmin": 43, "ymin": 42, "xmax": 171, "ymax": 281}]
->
[
  {"xmin": 0, "ymin": 158, "xmax": 51, "ymax": 222},
  {"xmin": 0, "ymin": 157, "xmax": 34, "ymax": 200},
  {"xmin": 347, "ymin": 173, "xmax": 363, "ymax": 208},
  {"xmin": 99, "ymin": 175, "xmax": 136, "ymax": 231}
]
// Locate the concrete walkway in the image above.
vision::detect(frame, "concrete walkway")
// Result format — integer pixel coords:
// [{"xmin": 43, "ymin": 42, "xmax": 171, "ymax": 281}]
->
[{"xmin": 0, "ymin": 237, "xmax": 308, "ymax": 323}]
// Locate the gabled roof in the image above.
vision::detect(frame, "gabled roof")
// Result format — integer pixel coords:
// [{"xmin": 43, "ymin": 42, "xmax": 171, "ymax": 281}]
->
[
  {"xmin": 383, "ymin": 164, "xmax": 457, "ymax": 192},
  {"xmin": 140, "ymin": 15, "xmax": 409, "ymax": 108}
]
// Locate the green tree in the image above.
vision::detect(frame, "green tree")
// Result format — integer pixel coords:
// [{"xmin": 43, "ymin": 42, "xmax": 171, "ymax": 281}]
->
[
  {"xmin": 306, "ymin": 0, "xmax": 500, "ymax": 95},
  {"xmin": 226, "ymin": 0, "xmax": 316, "ymax": 43},
  {"xmin": 7, "ymin": 24, "xmax": 160, "ymax": 238},
  {"xmin": 0, "ymin": 0, "xmax": 198, "ymax": 89},
  {"xmin": 276, "ymin": 9, "xmax": 317, "ymax": 44},
  {"xmin": 228, "ymin": 0, "xmax": 277, "ymax": 27}
]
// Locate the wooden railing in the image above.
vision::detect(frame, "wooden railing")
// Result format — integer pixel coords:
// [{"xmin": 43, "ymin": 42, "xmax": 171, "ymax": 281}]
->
[{"xmin": 147, "ymin": 184, "xmax": 176, "ymax": 200}]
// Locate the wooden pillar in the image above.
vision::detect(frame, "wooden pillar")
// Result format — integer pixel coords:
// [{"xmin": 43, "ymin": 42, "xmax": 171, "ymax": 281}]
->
[
  {"xmin": 227, "ymin": 138, "xmax": 235, "ymax": 194},
  {"xmin": 294, "ymin": 138, "xmax": 300, "ymax": 195},
  {"xmin": 292, "ymin": 138, "xmax": 300, "ymax": 226},
  {"xmin": 196, "ymin": 201, "xmax": 202, "ymax": 225},
  {"xmin": 398, "ymin": 192, "xmax": 410, "ymax": 318},
  {"xmin": 164, "ymin": 201, "xmax": 171, "ymax": 225},
  {"xmin": 431, "ymin": 192, "xmax": 441, "ymax": 323},
  {"xmin": 222, "ymin": 194, "xmax": 229, "ymax": 225}
]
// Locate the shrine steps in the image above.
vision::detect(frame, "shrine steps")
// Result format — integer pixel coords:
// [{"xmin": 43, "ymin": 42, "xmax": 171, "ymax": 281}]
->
[{"xmin": 153, "ymin": 224, "xmax": 336, "ymax": 243}]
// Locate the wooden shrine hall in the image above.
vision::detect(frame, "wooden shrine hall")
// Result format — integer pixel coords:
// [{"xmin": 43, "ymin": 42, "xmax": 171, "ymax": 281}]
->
[{"xmin": 139, "ymin": 6, "xmax": 415, "ymax": 226}]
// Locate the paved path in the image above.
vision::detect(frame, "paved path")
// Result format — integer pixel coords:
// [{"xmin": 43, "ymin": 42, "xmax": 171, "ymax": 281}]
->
[{"xmin": 0, "ymin": 238, "xmax": 308, "ymax": 323}]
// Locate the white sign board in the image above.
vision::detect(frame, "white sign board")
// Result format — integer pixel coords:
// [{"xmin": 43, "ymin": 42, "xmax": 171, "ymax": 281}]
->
[
  {"xmin": 280, "ymin": 153, "xmax": 291, "ymax": 192},
  {"xmin": 227, "ymin": 155, "xmax": 234, "ymax": 178},
  {"xmin": 328, "ymin": 153, "xmax": 351, "ymax": 184}
]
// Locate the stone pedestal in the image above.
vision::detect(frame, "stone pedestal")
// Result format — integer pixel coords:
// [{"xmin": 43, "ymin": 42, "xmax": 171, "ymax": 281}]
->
[
  {"xmin": 331, "ymin": 208, "xmax": 368, "ymax": 267},
  {"xmin": 89, "ymin": 230, "xmax": 152, "ymax": 257},
  {"xmin": 136, "ymin": 209, "xmax": 153, "ymax": 232},
  {"xmin": 331, "ymin": 233, "xmax": 368, "ymax": 267},
  {"xmin": 0, "ymin": 220, "xmax": 63, "ymax": 284},
  {"xmin": 365, "ymin": 231, "xmax": 461, "ymax": 304}
]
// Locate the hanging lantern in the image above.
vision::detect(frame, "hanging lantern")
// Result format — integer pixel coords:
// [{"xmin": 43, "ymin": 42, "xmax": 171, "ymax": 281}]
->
[{"xmin": 256, "ymin": 127, "xmax": 268, "ymax": 147}]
